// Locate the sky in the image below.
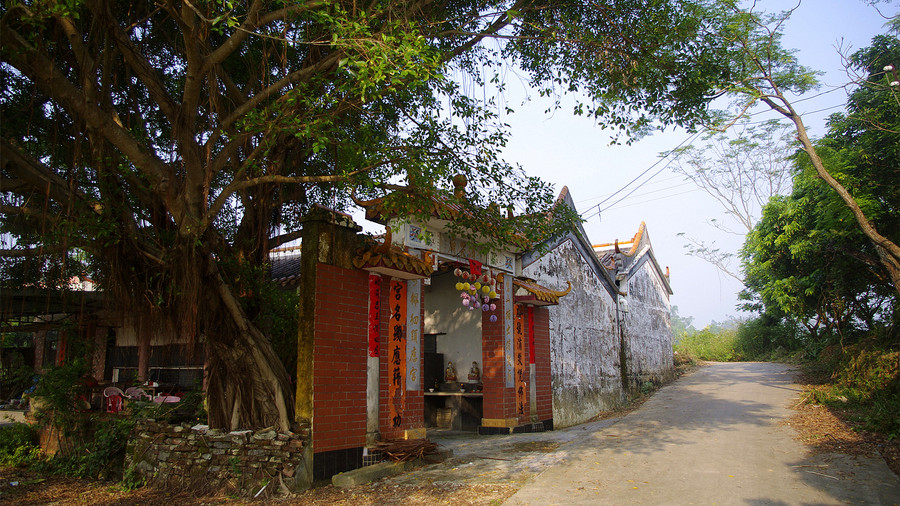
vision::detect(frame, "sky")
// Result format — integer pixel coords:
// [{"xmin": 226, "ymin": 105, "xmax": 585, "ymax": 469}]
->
[
  {"xmin": 495, "ymin": 0, "xmax": 897, "ymax": 327},
  {"xmin": 348, "ymin": 1, "xmax": 896, "ymax": 327}
]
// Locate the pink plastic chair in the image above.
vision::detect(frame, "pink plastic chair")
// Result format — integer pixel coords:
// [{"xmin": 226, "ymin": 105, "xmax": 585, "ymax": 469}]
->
[
  {"xmin": 124, "ymin": 387, "xmax": 151, "ymax": 401},
  {"xmin": 103, "ymin": 387, "xmax": 125, "ymax": 413},
  {"xmin": 153, "ymin": 395, "xmax": 181, "ymax": 404}
]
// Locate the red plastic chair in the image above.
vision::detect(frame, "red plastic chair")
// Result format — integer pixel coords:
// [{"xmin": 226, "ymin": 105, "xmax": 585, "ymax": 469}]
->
[{"xmin": 103, "ymin": 387, "xmax": 125, "ymax": 413}]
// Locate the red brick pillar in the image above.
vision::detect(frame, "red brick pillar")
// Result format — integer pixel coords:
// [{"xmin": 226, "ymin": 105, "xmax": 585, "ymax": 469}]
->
[
  {"xmin": 33, "ymin": 331, "xmax": 47, "ymax": 370},
  {"xmin": 532, "ymin": 307, "xmax": 553, "ymax": 426},
  {"xmin": 296, "ymin": 208, "xmax": 367, "ymax": 481},
  {"xmin": 311, "ymin": 263, "xmax": 369, "ymax": 453},
  {"xmin": 480, "ymin": 274, "xmax": 517, "ymax": 431}
]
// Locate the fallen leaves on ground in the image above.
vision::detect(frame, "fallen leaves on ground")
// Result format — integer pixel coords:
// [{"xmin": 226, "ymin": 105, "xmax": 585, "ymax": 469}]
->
[{"xmin": 787, "ymin": 385, "xmax": 900, "ymax": 478}]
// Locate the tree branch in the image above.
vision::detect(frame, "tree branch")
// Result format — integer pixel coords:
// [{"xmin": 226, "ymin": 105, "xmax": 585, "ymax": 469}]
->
[
  {"xmin": 90, "ymin": 1, "xmax": 179, "ymax": 124},
  {"xmin": 1, "ymin": 26, "xmax": 173, "ymax": 196}
]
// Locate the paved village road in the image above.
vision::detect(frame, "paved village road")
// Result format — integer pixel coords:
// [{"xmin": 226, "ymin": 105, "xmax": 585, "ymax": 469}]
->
[{"xmin": 505, "ymin": 362, "xmax": 900, "ymax": 505}]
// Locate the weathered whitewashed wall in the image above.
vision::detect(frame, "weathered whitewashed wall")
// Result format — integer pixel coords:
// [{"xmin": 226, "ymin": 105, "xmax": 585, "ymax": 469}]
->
[
  {"xmin": 622, "ymin": 256, "xmax": 674, "ymax": 389},
  {"xmin": 523, "ymin": 238, "xmax": 623, "ymax": 428}
]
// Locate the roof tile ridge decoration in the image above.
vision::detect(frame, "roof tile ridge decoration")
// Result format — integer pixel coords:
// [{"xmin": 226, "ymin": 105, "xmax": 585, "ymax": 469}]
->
[
  {"xmin": 352, "ymin": 186, "xmax": 462, "ymax": 223},
  {"xmin": 353, "ymin": 183, "xmax": 533, "ymax": 251},
  {"xmin": 352, "ymin": 227, "xmax": 435, "ymax": 279},
  {"xmin": 513, "ymin": 278, "xmax": 573, "ymax": 305},
  {"xmin": 622, "ymin": 221, "xmax": 647, "ymax": 257}
]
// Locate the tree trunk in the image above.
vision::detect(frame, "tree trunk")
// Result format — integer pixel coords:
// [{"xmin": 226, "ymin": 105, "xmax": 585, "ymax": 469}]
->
[{"xmin": 204, "ymin": 258, "xmax": 295, "ymax": 432}]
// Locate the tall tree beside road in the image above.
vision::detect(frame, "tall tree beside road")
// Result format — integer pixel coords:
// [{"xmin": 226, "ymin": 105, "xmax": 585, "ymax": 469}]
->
[
  {"xmin": 740, "ymin": 24, "xmax": 899, "ymax": 343},
  {"xmin": 0, "ymin": 0, "xmax": 744, "ymax": 430},
  {"xmin": 721, "ymin": 6, "xmax": 900, "ymax": 297}
]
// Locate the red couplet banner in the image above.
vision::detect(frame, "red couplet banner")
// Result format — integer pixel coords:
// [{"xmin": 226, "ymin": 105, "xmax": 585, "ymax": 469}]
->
[{"xmin": 388, "ymin": 280, "xmax": 407, "ymax": 428}]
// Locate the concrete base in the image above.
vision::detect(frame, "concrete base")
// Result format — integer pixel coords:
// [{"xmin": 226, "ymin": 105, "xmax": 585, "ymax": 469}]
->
[
  {"xmin": 332, "ymin": 449, "xmax": 451, "ymax": 488},
  {"xmin": 478, "ymin": 421, "xmax": 548, "ymax": 435},
  {"xmin": 0, "ymin": 409, "xmax": 27, "ymax": 425}
]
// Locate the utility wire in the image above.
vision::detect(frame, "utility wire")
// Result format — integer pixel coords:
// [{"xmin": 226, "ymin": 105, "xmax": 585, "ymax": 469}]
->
[
  {"xmin": 580, "ymin": 131, "xmax": 701, "ymax": 215},
  {"xmin": 574, "ymin": 174, "xmax": 685, "ymax": 204},
  {"xmin": 595, "ymin": 131, "xmax": 702, "ymax": 214},
  {"xmin": 578, "ymin": 96, "xmax": 847, "ymax": 218},
  {"xmin": 601, "ymin": 187, "xmax": 703, "ymax": 213}
]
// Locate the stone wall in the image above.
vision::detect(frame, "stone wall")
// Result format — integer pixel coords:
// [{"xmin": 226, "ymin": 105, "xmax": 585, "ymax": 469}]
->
[
  {"xmin": 622, "ymin": 257, "xmax": 675, "ymax": 389},
  {"xmin": 127, "ymin": 421, "xmax": 311, "ymax": 495},
  {"xmin": 523, "ymin": 237, "xmax": 624, "ymax": 428}
]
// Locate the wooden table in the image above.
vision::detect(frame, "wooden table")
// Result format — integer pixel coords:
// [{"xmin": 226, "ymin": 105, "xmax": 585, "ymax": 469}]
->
[{"xmin": 424, "ymin": 392, "xmax": 483, "ymax": 431}]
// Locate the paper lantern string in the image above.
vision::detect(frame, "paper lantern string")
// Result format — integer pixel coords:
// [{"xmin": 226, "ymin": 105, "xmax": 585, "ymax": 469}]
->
[{"xmin": 453, "ymin": 266, "xmax": 499, "ymax": 316}]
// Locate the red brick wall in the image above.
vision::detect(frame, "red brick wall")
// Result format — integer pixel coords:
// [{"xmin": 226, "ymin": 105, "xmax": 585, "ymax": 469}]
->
[
  {"xmin": 481, "ymin": 281, "xmax": 516, "ymax": 421},
  {"xmin": 313, "ymin": 263, "xmax": 369, "ymax": 453},
  {"xmin": 378, "ymin": 278, "xmax": 424, "ymax": 440},
  {"xmin": 532, "ymin": 307, "xmax": 553, "ymax": 422}
]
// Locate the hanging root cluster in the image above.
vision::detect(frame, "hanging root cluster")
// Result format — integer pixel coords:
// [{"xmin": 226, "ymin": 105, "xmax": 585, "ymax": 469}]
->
[{"xmin": 373, "ymin": 439, "xmax": 440, "ymax": 462}]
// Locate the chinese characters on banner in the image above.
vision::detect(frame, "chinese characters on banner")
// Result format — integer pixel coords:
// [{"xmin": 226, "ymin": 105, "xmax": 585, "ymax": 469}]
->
[
  {"xmin": 514, "ymin": 305, "xmax": 527, "ymax": 416},
  {"xmin": 503, "ymin": 274, "xmax": 515, "ymax": 388},
  {"xmin": 388, "ymin": 280, "xmax": 407, "ymax": 429},
  {"xmin": 528, "ymin": 306, "xmax": 535, "ymax": 365},
  {"xmin": 406, "ymin": 280, "xmax": 421, "ymax": 391},
  {"xmin": 368, "ymin": 275, "xmax": 382, "ymax": 357}
]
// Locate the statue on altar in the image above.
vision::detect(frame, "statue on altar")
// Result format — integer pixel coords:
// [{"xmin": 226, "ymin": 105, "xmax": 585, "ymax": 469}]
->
[
  {"xmin": 445, "ymin": 361, "xmax": 457, "ymax": 382},
  {"xmin": 468, "ymin": 361, "xmax": 480, "ymax": 381}
]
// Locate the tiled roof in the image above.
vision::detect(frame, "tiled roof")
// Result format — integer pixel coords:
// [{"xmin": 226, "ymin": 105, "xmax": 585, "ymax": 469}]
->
[
  {"xmin": 352, "ymin": 230, "xmax": 434, "ymax": 279},
  {"xmin": 269, "ymin": 246, "xmax": 302, "ymax": 286}
]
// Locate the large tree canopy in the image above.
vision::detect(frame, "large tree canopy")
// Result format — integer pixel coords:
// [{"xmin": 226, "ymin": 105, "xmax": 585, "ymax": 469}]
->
[
  {"xmin": 741, "ymin": 26, "xmax": 899, "ymax": 346},
  {"xmin": 1, "ymin": 0, "xmax": 742, "ymax": 430},
  {"xmin": 717, "ymin": 6, "xmax": 900, "ymax": 297}
]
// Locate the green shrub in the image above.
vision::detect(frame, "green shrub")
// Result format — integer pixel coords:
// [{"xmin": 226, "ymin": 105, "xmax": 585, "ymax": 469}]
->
[
  {"xmin": 44, "ymin": 415, "xmax": 135, "ymax": 480},
  {"xmin": 673, "ymin": 327, "xmax": 740, "ymax": 362},
  {"xmin": 0, "ymin": 423, "xmax": 43, "ymax": 467},
  {"xmin": 802, "ymin": 343, "xmax": 900, "ymax": 439},
  {"xmin": 733, "ymin": 316, "xmax": 802, "ymax": 360}
]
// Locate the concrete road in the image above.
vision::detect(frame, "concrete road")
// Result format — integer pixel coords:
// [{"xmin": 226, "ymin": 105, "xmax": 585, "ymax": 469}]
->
[{"xmin": 505, "ymin": 362, "xmax": 900, "ymax": 505}]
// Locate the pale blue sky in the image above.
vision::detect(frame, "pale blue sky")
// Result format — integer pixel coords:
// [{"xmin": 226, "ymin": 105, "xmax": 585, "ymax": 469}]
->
[{"xmin": 501, "ymin": 0, "xmax": 896, "ymax": 326}]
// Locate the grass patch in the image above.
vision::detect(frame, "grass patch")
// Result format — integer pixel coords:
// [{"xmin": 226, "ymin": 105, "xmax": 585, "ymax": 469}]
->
[{"xmin": 800, "ymin": 343, "xmax": 900, "ymax": 439}]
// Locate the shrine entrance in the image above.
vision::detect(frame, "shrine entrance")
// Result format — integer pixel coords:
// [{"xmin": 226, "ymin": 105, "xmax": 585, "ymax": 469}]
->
[{"xmin": 422, "ymin": 269, "xmax": 487, "ymax": 431}]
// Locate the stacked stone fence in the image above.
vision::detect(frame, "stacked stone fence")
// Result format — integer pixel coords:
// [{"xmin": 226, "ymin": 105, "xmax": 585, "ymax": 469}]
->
[{"xmin": 127, "ymin": 421, "xmax": 311, "ymax": 496}]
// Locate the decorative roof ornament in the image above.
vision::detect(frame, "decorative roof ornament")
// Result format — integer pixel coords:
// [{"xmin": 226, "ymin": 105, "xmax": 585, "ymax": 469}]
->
[
  {"xmin": 513, "ymin": 278, "xmax": 572, "ymax": 306},
  {"xmin": 352, "ymin": 227, "xmax": 434, "ymax": 279}
]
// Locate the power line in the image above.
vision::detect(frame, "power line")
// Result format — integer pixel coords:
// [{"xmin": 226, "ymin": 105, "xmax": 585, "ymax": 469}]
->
[
  {"xmin": 582, "ymin": 180, "xmax": 696, "ymax": 212},
  {"xmin": 581, "ymin": 132, "xmax": 701, "ymax": 215},
  {"xmin": 574, "ymin": 174, "xmax": 686, "ymax": 205},
  {"xmin": 597, "ymin": 131, "xmax": 702, "ymax": 214},
  {"xmin": 600, "ymin": 187, "xmax": 702, "ymax": 212}
]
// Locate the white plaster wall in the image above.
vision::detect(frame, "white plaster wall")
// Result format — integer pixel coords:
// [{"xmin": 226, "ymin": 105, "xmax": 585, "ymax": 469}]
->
[
  {"xmin": 523, "ymin": 238, "xmax": 623, "ymax": 428},
  {"xmin": 623, "ymin": 261, "xmax": 674, "ymax": 385},
  {"xmin": 424, "ymin": 272, "xmax": 482, "ymax": 378}
]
